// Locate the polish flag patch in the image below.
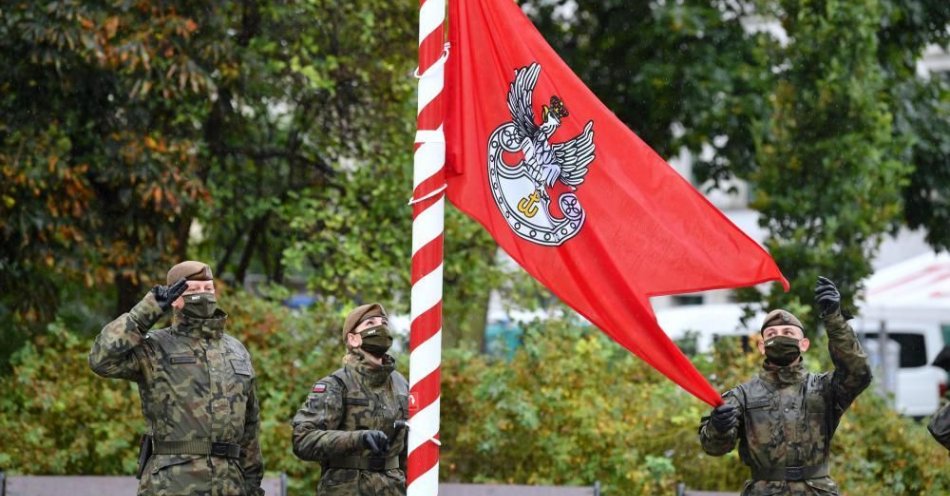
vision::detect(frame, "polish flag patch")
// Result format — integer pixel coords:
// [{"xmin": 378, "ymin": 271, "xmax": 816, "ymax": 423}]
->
[{"xmin": 312, "ymin": 383, "xmax": 327, "ymax": 393}]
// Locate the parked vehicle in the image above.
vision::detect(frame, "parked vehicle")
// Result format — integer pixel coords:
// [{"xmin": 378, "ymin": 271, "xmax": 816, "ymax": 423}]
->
[{"xmin": 655, "ymin": 290, "xmax": 948, "ymax": 417}]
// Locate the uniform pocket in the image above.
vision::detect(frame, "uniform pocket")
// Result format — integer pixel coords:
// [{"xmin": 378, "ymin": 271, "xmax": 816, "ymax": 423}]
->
[
  {"xmin": 741, "ymin": 480, "xmax": 787, "ymax": 496},
  {"xmin": 385, "ymin": 468, "xmax": 406, "ymax": 484},
  {"xmin": 805, "ymin": 477, "xmax": 839, "ymax": 495},
  {"xmin": 230, "ymin": 358, "xmax": 252, "ymax": 376},
  {"xmin": 139, "ymin": 454, "xmax": 203, "ymax": 496},
  {"xmin": 320, "ymin": 468, "xmax": 359, "ymax": 490},
  {"xmin": 150, "ymin": 454, "xmax": 196, "ymax": 475}
]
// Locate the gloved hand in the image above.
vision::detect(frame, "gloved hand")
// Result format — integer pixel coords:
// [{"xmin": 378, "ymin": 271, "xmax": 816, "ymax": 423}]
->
[
  {"xmin": 815, "ymin": 276, "xmax": 841, "ymax": 317},
  {"xmin": 360, "ymin": 430, "xmax": 389, "ymax": 455},
  {"xmin": 151, "ymin": 278, "xmax": 189, "ymax": 311},
  {"xmin": 709, "ymin": 404, "xmax": 739, "ymax": 433}
]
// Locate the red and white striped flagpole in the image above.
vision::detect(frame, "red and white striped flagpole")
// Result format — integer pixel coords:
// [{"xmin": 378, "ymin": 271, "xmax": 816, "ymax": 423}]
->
[{"xmin": 408, "ymin": 0, "xmax": 447, "ymax": 494}]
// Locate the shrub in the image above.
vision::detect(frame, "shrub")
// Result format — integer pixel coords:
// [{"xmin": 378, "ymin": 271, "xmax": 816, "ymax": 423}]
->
[{"xmin": 2, "ymin": 296, "xmax": 948, "ymax": 495}]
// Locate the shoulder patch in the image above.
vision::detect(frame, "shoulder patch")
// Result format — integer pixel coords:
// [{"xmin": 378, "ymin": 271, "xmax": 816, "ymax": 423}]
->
[{"xmin": 312, "ymin": 383, "xmax": 328, "ymax": 393}]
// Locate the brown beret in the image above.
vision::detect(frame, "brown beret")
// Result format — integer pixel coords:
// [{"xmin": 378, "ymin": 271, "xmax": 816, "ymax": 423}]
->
[
  {"xmin": 166, "ymin": 261, "xmax": 213, "ymax": 285},
  {"xmin": 760, "ymin": 309, "xmax": 804, "ymax": 333},
  {"xmin": 342, "ymin": 303, "xmax": 387, "ymax": 341}
]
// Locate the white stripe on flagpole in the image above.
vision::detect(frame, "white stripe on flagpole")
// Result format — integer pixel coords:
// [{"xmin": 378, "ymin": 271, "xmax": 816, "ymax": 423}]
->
[
  {"xmin": 407, "ymin": 397, "xmax": 442, "ymax": 455},
  {"xmin": 410, "ymin": 264, "xmax": 443, "ymax": 321},
  {"xmin": 409, "ymin": 270, "xmax": 444, "ymax": 323},
  {"xmin": 418, "ymin": 0, "xmax": 445, "ymax": 45},
  {"xmin": 412, "ymin": 463, "xmax": 440, "ymax": 496},
  {"xmin": 417, "ymin": 58, "xmax": 445, "ymax": 113},
  {"xmin": 409, "ymin": 329, "xmax": 443, "ymax": 390},
  {"xmin": 413, "ymin": 140, "xmax": 446, "ymax": 190},
  {"xmin": 412, "ymin": 198, "xmax": 444, "ymax": 256}
]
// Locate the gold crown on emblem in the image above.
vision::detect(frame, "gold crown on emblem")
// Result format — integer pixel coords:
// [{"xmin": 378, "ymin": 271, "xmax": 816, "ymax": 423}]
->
[{"xmin": 542, "ymin": 95, "xmax": 569, "ymax": 121}]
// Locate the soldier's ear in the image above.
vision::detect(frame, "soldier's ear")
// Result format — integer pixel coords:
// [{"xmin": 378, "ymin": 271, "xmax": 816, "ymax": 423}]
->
[
  {"xmin": 171, "ymin": 296, "xmax": 185, "ymax": 310},
  {"xmin": 799, "ymin": 338, "xmax": 811, "ymax": 353}
]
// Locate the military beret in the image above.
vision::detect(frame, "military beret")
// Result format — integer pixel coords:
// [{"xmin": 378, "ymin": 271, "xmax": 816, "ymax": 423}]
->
[
  {"xmin": 166, "ymin": 261, "xmax": 213, "ymax": 285},
  {"xmin": 760, "ymin": 309, "xmax": 804, "ymax": 333},
  {"xmin": 342, "ymin": 303, "xmax": 387, "ymax": 342}
]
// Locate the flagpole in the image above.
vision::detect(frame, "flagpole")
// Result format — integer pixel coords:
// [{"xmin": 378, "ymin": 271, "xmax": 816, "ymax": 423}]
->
[{"xmin": 408, "ymin": 0, "xmax": 447, "ymax": 494}]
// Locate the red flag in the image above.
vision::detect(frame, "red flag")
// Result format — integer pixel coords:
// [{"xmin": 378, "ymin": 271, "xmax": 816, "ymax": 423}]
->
[{"xmin": 444, "ymin": 0, "xmax": 788, "ymax": 406}]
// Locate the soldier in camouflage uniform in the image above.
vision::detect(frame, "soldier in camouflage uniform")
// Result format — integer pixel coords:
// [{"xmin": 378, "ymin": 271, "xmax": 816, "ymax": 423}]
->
[
  {"xmin": 292, "ymin": 303, "xmax": 409, "ymax": 495},
  {"xmin": 699, "ymin": 277, "xmax": 872, "ymax": 495},
  {"xmin": 89, "ymin": 261, "xmax": 264, "ymax": 496}
]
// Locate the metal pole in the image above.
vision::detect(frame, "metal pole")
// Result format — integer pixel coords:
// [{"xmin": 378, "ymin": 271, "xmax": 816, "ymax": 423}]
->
[{"xmin": 407, "ymin": 0, "xmax": 447, "ymax": 494}]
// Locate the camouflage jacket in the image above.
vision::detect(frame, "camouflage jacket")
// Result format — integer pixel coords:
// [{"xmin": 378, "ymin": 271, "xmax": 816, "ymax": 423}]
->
[
  {"xmin": 292, "ymin": 352, "xmax": 409, "ymax": 495},
  {"xmin": 89, "ymin": 292, "xmax": 264, "ymax": 496},
  {"xmin": 699, "ymin": 312, "xmax": 872, "ymax": 496},
  {"xmin": 928, "ymin": 402, "xmax": 950, "ymax": 451}
]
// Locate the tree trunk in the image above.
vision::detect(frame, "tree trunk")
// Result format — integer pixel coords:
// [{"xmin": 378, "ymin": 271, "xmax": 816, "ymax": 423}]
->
[{"xmin": 115, "ymin": 271, "xmax": 144, "ymax": 317}]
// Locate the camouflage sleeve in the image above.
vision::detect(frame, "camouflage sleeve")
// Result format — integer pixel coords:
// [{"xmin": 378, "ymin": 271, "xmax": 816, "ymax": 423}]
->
[
  {"xmin": 825, "ymin": 311, "xmax": 873, "ymax": 414},
  {"xmin": 928, "ymin": 402, "xmax": 950, "ymax": 451},
  {"xmin": 240, "ymin": 379, "xmax": 264, "ymax": 496},
  {"xmin": 291, "ymin": 380, "xmax": 363, "ymax": 462},
  {"xmin": 88, "ymin": 292, "xmax": 164, "ymax": 381},
  {"xmin": 698, "ymin": 390, "xmax": 741, "ymax": 456}
]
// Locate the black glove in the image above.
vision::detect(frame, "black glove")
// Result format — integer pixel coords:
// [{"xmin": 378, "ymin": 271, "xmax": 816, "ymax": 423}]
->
[
  {"xmin": 815, "ymin": 276, "xmax": 841, "ymax": 317},
  {"xmin": 360, "ymin": 430, "xmax": 389, "ymax": 455},
  {"xmin": 709, "ymin": 404, "xmax": 739, "ymax": 433},
  {"xmin": 151, "ymin": 278, "xmax": 189, "ymax": 311}
]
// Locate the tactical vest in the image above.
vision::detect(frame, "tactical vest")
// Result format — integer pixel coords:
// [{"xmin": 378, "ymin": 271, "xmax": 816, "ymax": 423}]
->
[
  {"xmin": 734, "ymin": 372, "xmax": 833, "ymax": 480},
  {"xmin": 327, "ymin": 365, "xmax": 409, "ymax": 468}
]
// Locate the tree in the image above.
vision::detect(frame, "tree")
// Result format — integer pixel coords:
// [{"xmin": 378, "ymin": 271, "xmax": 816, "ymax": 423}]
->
[
  {"xmin": 0, "ymin": 0, "xmax": 504, "ymax": 359},
  {"xmin": 0, "ymin": 1, "xmax": 219, "ymax": 360},
  {"xmin": 524, "ymin": 0, "xmax": 948, "ymax": 330},
  {"xmin": 742, "ymin": 0, "xmax": 911, "ymax": 327},
  {"xmin": 522, "ymin": 0, "xmax": 774, "ymax": 181}
]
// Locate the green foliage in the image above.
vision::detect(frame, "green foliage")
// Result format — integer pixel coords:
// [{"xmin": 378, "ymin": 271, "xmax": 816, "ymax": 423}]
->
[
  {"xmin": 523, "ymin": 0, "xmax": 774, "ymax": 178},
  {"xmin": 441, "ymin": 317, "xmax": 950, "ymax": 494},
  {"xmin": 0, "ymin": 292, "xmax": 341, "ymax": 492},
  {"xmin": 527, "ymin": 0, "xmax": 950, "ymax": 334},
  {"xmin": 0, "ymin": 0, "xmax": 502, "ymax": 356},
  {"xmin": 744, "ymin": 0, "xmax": 911, "ymax": 331},
  {"xmin": 2, "ymin": 295, "xmax": 949, "ymax": 494}
]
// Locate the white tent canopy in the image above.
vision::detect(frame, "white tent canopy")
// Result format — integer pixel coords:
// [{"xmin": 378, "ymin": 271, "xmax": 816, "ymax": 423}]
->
[{"xmin": 863, "ymin": 252, "xmax": 950, "ymax": 313}]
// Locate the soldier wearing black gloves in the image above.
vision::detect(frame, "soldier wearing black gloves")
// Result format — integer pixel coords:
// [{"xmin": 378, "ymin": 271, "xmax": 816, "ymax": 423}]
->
[{"xmin": 699, "ymin": 277, "xmax": 872, "ymax": 496}]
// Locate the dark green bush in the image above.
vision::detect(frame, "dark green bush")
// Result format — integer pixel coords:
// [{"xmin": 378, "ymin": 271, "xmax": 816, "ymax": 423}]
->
[{"xmin": 2, "ymin": 294, "xmax": 948, "ymax": 495}]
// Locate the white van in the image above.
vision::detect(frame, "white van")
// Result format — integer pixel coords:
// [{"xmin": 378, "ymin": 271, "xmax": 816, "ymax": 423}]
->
[
  {"xmin": 654, "ymin": 303, "xmax": 764, "ymax": 354},
  {"xmin": 859, "ymin": 252, "xmax": 950, "ymax": 417},
  {"xmin": 853, "ymin": 311, "xmax": 947, "ymax": 417}
]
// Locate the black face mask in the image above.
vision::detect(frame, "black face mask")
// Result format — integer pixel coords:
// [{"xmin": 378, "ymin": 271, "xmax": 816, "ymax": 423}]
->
[
  {"xmin": 359, "ymin": 325, "xmax": 393, "ymax": 358},
  {"xmin": 182, "ymin": 292, "xmax": 217, "ymax": 319},
  {"xmin": 764, "ymin": 335, "xmax": 802, "ymax": 366}
]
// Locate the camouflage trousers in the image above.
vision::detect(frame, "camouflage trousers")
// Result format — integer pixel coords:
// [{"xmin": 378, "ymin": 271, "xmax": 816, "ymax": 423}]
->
[
  {"xmin": 741, "ymin": 477, "xmax": 839, "ymax": 496},
  {"xmin": 138, "ymin": 455, "xmax": 249, "ymax": 496},
  {"xmin": 317, "ymin": 468, "xmax": 406, "ymax": 495}
]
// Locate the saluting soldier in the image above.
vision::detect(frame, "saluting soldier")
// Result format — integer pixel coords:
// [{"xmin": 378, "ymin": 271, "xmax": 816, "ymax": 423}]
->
[
  {"xmin": 90, "ymin": 261, "xmax": 264, "ymax": 496},
  {"xmin": 292, "ymin": 303, "xmax": 409, "ymax": 495},
  {"xmin": 699, "ymin": 277, "xmax": 872, "ymax": 495}
]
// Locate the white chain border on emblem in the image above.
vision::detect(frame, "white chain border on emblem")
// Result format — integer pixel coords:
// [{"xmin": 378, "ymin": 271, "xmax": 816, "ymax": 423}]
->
[{"xmin": 487, "ymin": 123, "xmax": 585, "ymax": 247}]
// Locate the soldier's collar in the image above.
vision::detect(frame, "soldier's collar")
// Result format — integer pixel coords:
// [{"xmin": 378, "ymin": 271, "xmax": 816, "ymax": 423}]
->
[
  {"xmin": 760, "ymin": 360, "xmax": 806, "ymax": 387},
  {"xmin": 345, "ymin": 352, "xmax": 395, "ymax": 387},
  {"xmin": 173, "ymin": 309, "xmax": 227, "ymax": 339}
]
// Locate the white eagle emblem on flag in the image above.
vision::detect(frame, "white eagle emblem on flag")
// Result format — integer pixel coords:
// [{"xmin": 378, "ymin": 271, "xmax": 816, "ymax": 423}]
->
[{"xmin": 487, "ymin": 62, "xmax": 596, "ymax": 246}]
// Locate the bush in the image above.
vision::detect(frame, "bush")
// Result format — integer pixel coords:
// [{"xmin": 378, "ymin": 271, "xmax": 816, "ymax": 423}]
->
[
  {"xmin": 2, "ymin": 296, "xmax": 948, "ymax": 495},
  {"xmin": 441, "ymin": 318, "xmax": 950, "ymax": 495}
]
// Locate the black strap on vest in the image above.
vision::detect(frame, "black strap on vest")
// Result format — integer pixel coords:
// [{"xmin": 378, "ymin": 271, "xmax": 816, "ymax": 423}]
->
[
  {"xmin": 752, "ymin": 463, "xmax": 829, "ymax": 481},
  {"xmin": 152, "ymin": 440, "xmax": 242, "ymax": 459},
  {"xmin": 327, "ymin": 455, "xmax": 400, "ymax": 472}
]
